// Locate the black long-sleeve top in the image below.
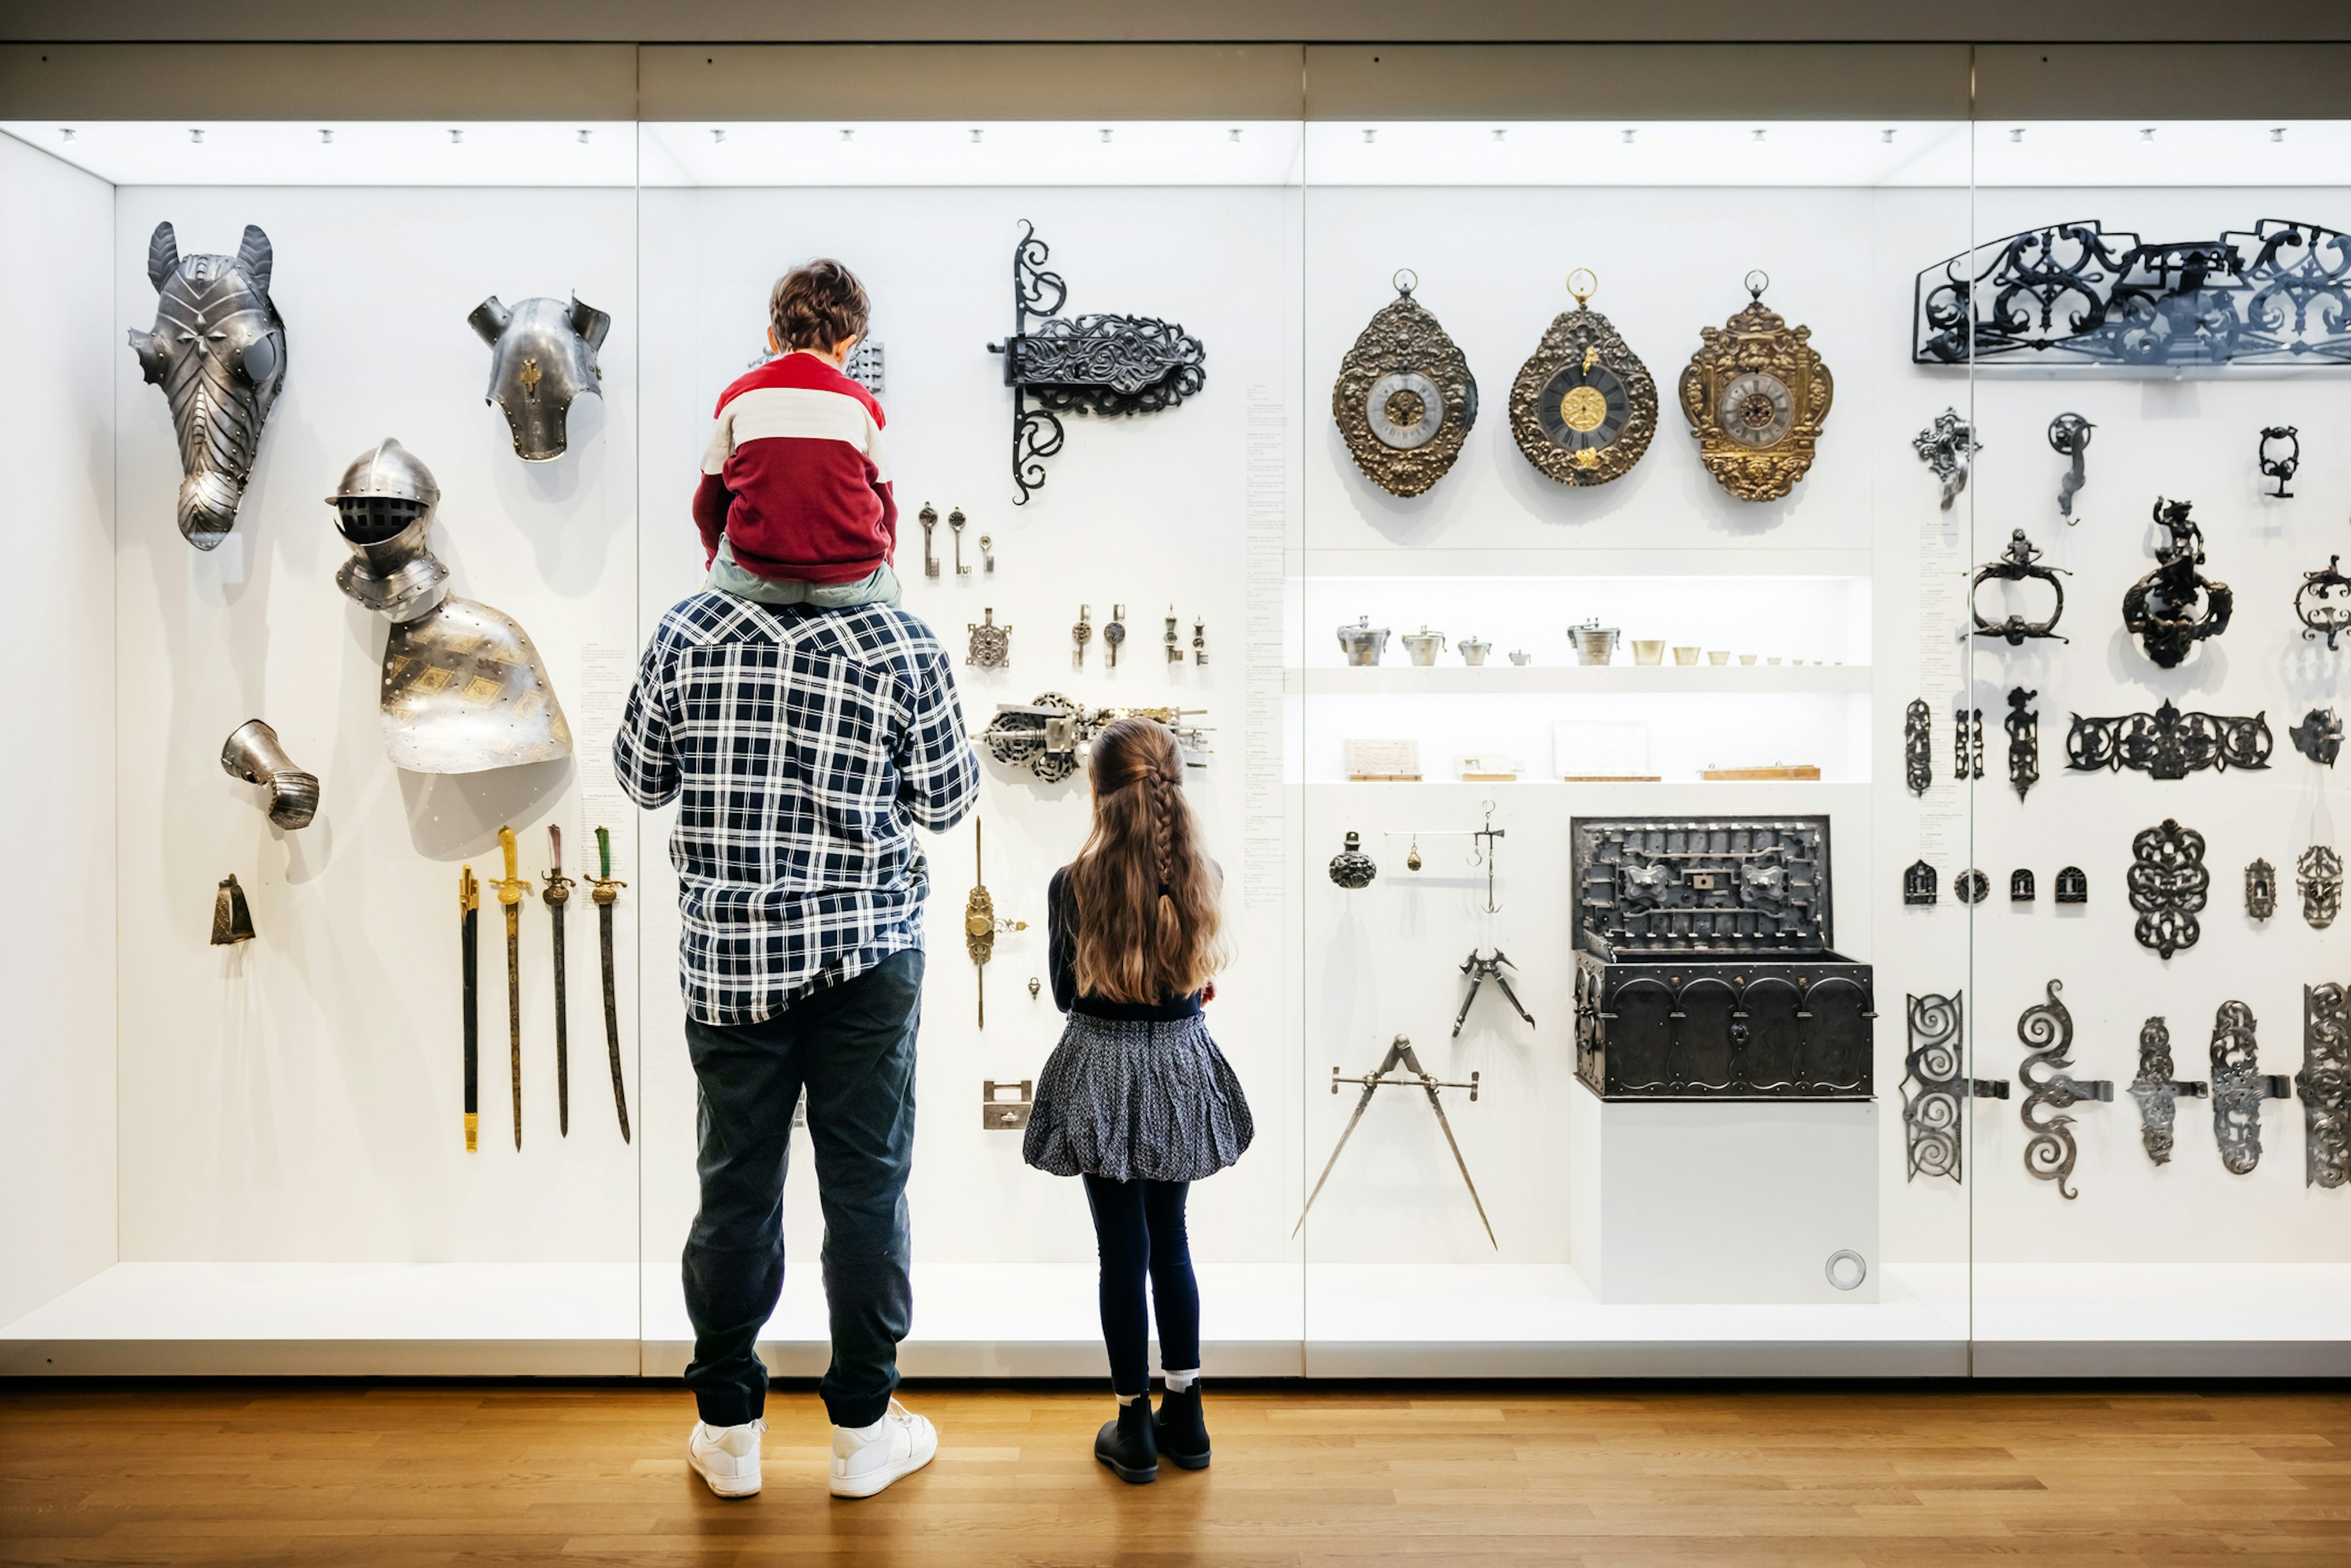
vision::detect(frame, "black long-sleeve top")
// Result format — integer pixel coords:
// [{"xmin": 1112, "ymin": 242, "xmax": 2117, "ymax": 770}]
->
[{"xmin": 1047, "ymin": 864, "xmax": 1205, "ymax": 1022}]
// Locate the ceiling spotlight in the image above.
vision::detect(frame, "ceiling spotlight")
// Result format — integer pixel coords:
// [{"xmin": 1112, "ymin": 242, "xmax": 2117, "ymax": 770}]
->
[
  {"xmin": 2140, "ymin": 127, "xmax": 2156, "ymax": 141},
  {"xmin": 1363, "ymin": 128, "xmax": 1376, "ymax": 143},
  {"xmin": 1492, "ymin": 128, "xmax": 1506, "ymax": 141},
  {"xmin": 189, "ymin": 128, "xmax": 204, "ymax": 144},
  {"xmin": 318, "ymin": 128, "xmax": 333, "ymax": 144},
  {"xmin": 1621, "ymin": 128, "xmax": 1636, "ymax": 143},
  {"xmin": 2272, "ymin": 126, "xmax": 2287, "ymax": 141},
  {"xmin": 970, "ymin": 127, "xmax": 983, "ymax": 143},
  {"xmin": 2009, "ymin": 127, "xmax": 2025, "ymax": 142},
  {"xmin": 1100, "ymin": 127, "xmax": 1112, "ymax": 143},
  {"xmin": 839, "ymin": 128, "xmax": 852, "ymax": 142},
  {"xmin": 578, "ymin": 129, "xmax": 591, "ymax": 144},
  {"xmin": 1228, "ymin": 127, "xmax": 1242, "ymax": 141},
  {"xmin": 449, "ymin": 128, "xmax": 463, "ymax": 144},
  {"xmin": 58, "ymin": 128, "xmax": 73, "ymax": 142},
  {"xmin": 1882, "ymin": 128, "xmax": 1897, "ymax": 143},
  {"xmin": 712, "ymin": 127, "xmax": 726, "ymax": 143}
]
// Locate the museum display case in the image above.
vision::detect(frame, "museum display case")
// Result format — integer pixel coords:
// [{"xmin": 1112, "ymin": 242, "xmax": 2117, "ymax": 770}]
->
[{"xmin": 3, "ymin": 50, "xmax": 2345, "ymax": 1376}]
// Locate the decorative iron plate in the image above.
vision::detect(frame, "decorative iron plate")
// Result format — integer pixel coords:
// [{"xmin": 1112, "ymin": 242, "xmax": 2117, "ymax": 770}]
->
[
  {"xmin": 2210, "ymin": 1000, "xmax": 2290, "ymax": 1175},
  {"xmin": 2300, "ymin": 983, "xmax": 2351, "ymax": 1190},
  {"xmin": 2055, "ymin": 866, "xmax": 2088, "ymax": 904},
  {"xmin": 1905, "ymin": 697, "xmax": 1932, "ymax": 795},
  {"xmin": 2291, "ymin": 708, "xmax": 2342, "ymax": 766},
  {"xmin": 2007, "ymin": 687, "xmax": 2039, "ymax": 801},
  {"xmin": 1911, "ymin": 408, "xmax": 1979, "ymax": 508},
  {"xmin": 2300, "ymin": 844, "xmax": 2344, "ymax": 929},
  {"xmin": 1904, "ymin": 859, "xmax": 1939, "ymax": 906},
  {"xmin": 2246, "ymin": 857, "xmax": 2278, "ymax": 921},
  {"xmin": 2297, "ymin": 555, "xmax": 2351, "ymax": 650},
  {"xmin": 1903, "ymin": 992, "xmax": 1964, "ymax": 1184},
  {"xmin": 2066, "ymin": 699, "xmax": 2271, "ymax": 779},
  {"xmin": 1571, "ymin": 816, "xmax": 1834, "ymax": 954},
  {"xmin": 2018, "ymin": 979, "xmax": 2111, "ymax": 1200},
  {"xmin": 1955, "ymin": 705, "xmax": 1985, "ymax": 779},
  {"xmin": 2129, "ymin": 818, "xmax": 2209, "ymax": 959}
]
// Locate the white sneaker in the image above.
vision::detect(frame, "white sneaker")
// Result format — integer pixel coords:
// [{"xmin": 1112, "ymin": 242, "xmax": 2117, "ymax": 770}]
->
[
  {"xmin": 688, "ymin": 1418, "xmax": 764, "ymax": 1498},
  {"xmin": 828, "ymin": 1399, "xmax": 938, "ymax": 1499}
]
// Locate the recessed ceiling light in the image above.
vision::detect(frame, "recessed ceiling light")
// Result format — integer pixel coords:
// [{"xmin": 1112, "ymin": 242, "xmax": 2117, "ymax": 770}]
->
[
  {"xmin": 970, "ymin": 128, "xmax": 983, "ymax": 143},
  {"xmin": 450, "ymin": 128, "xmax": 463, "ymax": 144},
  {"xmin": 188, "ymin": 128, "xmax": 203, "ymax": 144},
  {"xmin": 318, "ymin": 128, "xmax": 332, "ymax": 144},
  {"xmin": 1363, "ymin": 128, "xmax": 1376, "ymax": 143}
]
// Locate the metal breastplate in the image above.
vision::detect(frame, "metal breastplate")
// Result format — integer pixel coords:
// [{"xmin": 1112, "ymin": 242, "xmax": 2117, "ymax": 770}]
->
[
  {"xmin": 468, "ymin": 294, "xmax": 610, "ymax": 462},
  {"xmin": 127, "ymin": 222, "xmax": 288, "ymax": 549},
  {"xmin": 331, "ymin": 438, "xmax": 572, "ymax": 773}
]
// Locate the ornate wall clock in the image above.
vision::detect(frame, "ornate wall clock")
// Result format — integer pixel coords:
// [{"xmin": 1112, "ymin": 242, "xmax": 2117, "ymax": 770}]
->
[
  {"xmin": 1509, "ymin": 269, "xmax": 1656, "ymax": 487},
  {"xmin": 1678, "ymin": 271, "xmax": 1833, "ymax": 503},
  {"xmin": 1331, "ymin": 270, "xmax": 1477, "ymax": 498}
]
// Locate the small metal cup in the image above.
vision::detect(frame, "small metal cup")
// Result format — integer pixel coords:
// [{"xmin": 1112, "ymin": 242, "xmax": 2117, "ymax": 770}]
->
[
  {"xmin": 1631, "ymin": 639, "xmax": 1666, "ymax": 666},
  {"xmin": 1458, "ymin": 637, "xmax": 1490, "ymax": 666},
  {"xmin": 1570, "ymin": 618, "xmax": 1620, "ymax": 666},
  {"xmin": 1739, "ymin": 653, "xmax": 1758, "ymax": 666},
  {"xmin": 1401, "ymin": 626, "xmax": 1447, "ymax": 666},
  {"xmin": 1706, "ymin": 650, "xmax": 1731, "ymax": 666},
  {"xmin": 1673, "ymin": 646, "xmax": 1701, "ymax": 666},
  {"xmin": 1337, "ymin": 615, "xmax": 1391, "ymax": 667}
]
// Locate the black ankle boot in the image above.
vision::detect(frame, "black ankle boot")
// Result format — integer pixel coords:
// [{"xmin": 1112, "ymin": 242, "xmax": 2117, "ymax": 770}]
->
[
  {"xmin": 1154, "ymin": 1383, "xmax": 1211, "ymax": 1469},
  {"xmin": 1095, "ymin": 1398, "xmax": 1158, "ymax": 1484}
]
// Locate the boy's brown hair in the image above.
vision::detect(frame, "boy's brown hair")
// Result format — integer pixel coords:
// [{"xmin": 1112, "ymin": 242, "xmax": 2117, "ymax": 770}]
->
[{"xmin": 770, "ymin": 258, "xmax": 870, "ymax": 353}]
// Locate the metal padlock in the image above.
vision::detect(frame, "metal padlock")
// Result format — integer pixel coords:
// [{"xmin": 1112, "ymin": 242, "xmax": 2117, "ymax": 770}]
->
[{"xmin": 981, "ymin": 1079, "xmax": 1033, "ymax": 1131}]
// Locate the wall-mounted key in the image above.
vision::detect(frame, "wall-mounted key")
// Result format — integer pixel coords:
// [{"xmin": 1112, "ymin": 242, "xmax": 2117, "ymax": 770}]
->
[
  {"xmin": 1071, "ymin": 604, "xmax": 1092, "ymax": 669},
  {"xmin": 1165, "ymin": 606, "xmax": 1183, "ymax": 662},
  {"xmin": 950, "ymin": 506, "xmax": 971, "ymax": 576},
  {"xmin": 979, "ymin": 533, "xmax": 996, "ymax": 573},
  {"xmin": 1192, "ymin": 618, "xmax": 1207, "ymax": 666},
  {"xmin": 919, "ymin": 503, "xmax": 941, "ymax": 579},
  {"xmin": 1104, "ymin": 604, "xmax": 1127, "ymax": 668}
]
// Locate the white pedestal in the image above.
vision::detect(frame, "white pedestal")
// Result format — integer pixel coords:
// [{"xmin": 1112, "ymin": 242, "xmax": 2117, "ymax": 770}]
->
[{"xmin": 1569, "ymin": 1087, "xmax": 1880, "ymax": 1305}]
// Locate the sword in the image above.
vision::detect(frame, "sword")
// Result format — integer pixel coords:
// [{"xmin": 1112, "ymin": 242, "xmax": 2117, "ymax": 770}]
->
[
  {"xmin": 492, "ymin": 825, "xmax": 530, "ymax": 1150},
  {"xmin": 541, "ymin": 826, "xmax": 575, "ymax": 1138},
  {"xmin": 459, "ymin": 865, "xmax": 479, "ymax": 1152},
  {"xmin": 588, "ymin": 825, "xmax": 631, "ymax": 1143},
  {"xmin": 1292, "ymin": 1033, "xmax": 1495, "ymax": 1249}
]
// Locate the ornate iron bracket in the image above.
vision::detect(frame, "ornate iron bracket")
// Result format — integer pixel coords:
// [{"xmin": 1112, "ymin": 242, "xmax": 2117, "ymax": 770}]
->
[
  {"xmin": 1912, "ymin": 408, "xmax": 1979, "ymax": 508},
  {"xmin": 1904, "ymin": 698, "xmax": 1932, "ymax": 796},
  {"xmin": 2128, "ymin": 1016, "xmax": 2209, "ymax": 1166},
  {"xmin": 2300, "ymin": 983, "xmax": 2351, "ymax": 1190},
  {"xmin": 2246, "ymin": 857, "xmax": 2278, "ymax": 921},
  {"xmin": 2123, "ymin": 498, "xmax": 2233, "ymax": 667},
  {"xmin": 1955, "ymin": 703, "xmax": 1984, "ymax": 779},
  {"xmin": 2297, "ymin": 555, "xmax": 2351, "ymax": 650},
  {"xmin": 2259, "ymin": 425, "xmax": 2300, "ymax": 498},
  {"xmin": 2066, "ymin": 699, "xmax": 2271, "ymax": 779},
  {"xmin": 2006, "ymin": 687, "xmax": 2039, "ymax": 801},
  {"xmin": 1902, "ymin": 992, "xmax": 1963, "ymax": 1183},
  {"xmin": 2018, "ymin": 980, "xmax": 2110, "ymax": 1199},
  {"xmin": 1914, "ymin": 218, "xmax": 2351, "ymax": 368},
  {"xmin": 1903, "ymin": 859, "xmax": 1939, "ymax": 906},
  {"xmin": 2291, "ymin": 707, "xmax": 2342, "ymax": 766},
  {"xmin": 2210, "ymin": 1000, "xmax": 2292, "ymax": 1175},
  {"xmin": 2129, "ymin": 818, "xmax": 2210, "ymax": 959},
  {"xmin": 1972, "ymin": 529, "xmax": 2069, "ymax": 644},
  {"xmin": 988, "ymin": 222, "xmax": 1205, "ymax": 504},
  {"xmin": 2300, "ymin": 844, "xmax": 2344, "ymax": 929},
  {"xmin": 2049, "ymin": 413, "xmax": 2093, "ymax": 523}
]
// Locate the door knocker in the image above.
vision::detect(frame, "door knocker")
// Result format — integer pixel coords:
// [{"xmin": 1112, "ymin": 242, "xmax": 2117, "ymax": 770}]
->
[
  {"xmin": 1334, "ymin": 269, "xmax": 1479, "ymax": 497},
  {"xmin": 2123, "ymin": 498, "xmax": 2233, "ymax": 667},
  {"xmin": 1971, "ymin": 529, "xmax": 2069, "ymax": 644},
  {"xmin": 2292, "ymin": 708, "xmax": 2342, "ymax": 767},
  {"xmin": 1512, "ymin": 269, "xmax": 1657, "ymax": 487},
  {"xmin": 2049, "ymin": 413, "xmax": 2093, "ymax": 523},
  {"xmin": 2257, "ymin": 425, "xmax": 2299, "ymax": 498},
  {"xmin": 2296, "ymin": 555, "xmax": 2351, "ymax": 650}
]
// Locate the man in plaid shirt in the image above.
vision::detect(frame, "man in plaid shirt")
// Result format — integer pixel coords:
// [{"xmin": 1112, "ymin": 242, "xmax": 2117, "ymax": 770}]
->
[{"xmin": 615, "ymin": 589, "xmax": 977, "ymax": 1501}]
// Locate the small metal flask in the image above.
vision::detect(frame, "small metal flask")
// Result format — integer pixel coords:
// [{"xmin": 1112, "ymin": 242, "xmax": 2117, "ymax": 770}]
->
[{"xmin": 1328, "ymin": 831, "xmax": 1378, "ymax": 890}]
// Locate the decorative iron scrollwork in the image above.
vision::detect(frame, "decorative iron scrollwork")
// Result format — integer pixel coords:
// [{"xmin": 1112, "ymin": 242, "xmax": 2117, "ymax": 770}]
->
[
  {"xmin": 1911, "ymin": 408, "xmax": 1979, "ymax": 508},
  {"xmin": 1955, "ymin": 704, "xmax": 1984, "ymax": 779},
  {"xmin": 1905, "ymin": 698, "xmax": 1932, "ymax": 795},
  {"xmin": 2018, "ymin": 980, "xmax": 2111, "ymax": 1200},
  {"xmin": 982, "ymin": 692, "xmax": 1212, "ymax": 782},
  {"xmin": 2258, "ymin": 425, "xmax": 2300, "ymax": 498},
  {"xmin": 2065, "ymin": 699, "xmax": 2273, "ymax": 780},
  {"xmin": 1972, "ymin": 529, "xmax": 2069, "ymax": 645},
  {"xmin": 2010, "ymin": 869, "xmax": 2036, "ymax": 902},
  {"xmin": 2049, "ymin": 413, "xmax": 2093, "ymax": 523},
  {"xmin": 1957, "ymin": 869, "xmax": 1990, "ymax": 905},
  {"xmin": 1903, "ymin": 992, "xmax": 1964, "ymax": 1183},
  {"xmin": 1904, "ymin": 859, "xmax": 1939, "ymax": 906},
  {"xmin": 1913, "ymin": 218, "xmax": 2351, "ymax": 368},
  {"xmin": 2006, "ymin": 687, "xmax": 2039, "ymax": 801},
  {"xmin": 2300, "ymin": 983, "xmax": 2351, "ymax": 1190},
  {"xmin": 2290, "ymin": 708, "xmax": 2342, "ymax": 767},
  {"xmin": 2128, "ymin": 1016, "xmax": 2208, "ymax": 1166},
  {"xmin": 2246, "ymin": 858, "xmax": 2278, "ymax": 921},
  {"xmin": 988, "ymin": 222, "xmax": 1205, "ymax": 504},
  {"xmin": 2300, "ymin": 844, "xmax": 2344, "ymax": 929},
  {"xmin": 2055, "ymin": 865, "xmax": 2088, "ymax": 904},
  {"xmin": 2297, "ymin": 555, "xmax": 2351, "ymax": 650},
  {"xmin": 2123, "ymin": 498, "xmax": 2233, "ymax": 667},
  {"xmin": 2129, "ymin": 818, "xmax": 2209, "ymax": 959},
  {"xmin": 2210, "ymin": 1000, "xmax": 2292, "ymax": 1176}
]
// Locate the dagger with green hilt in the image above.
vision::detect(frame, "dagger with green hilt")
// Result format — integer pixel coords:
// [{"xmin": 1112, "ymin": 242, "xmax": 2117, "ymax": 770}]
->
[
  {"xmin": 588, "ymin": 825, "xmax": 632, "ymax": 1143},
  {"xmin": 541, "ymin": 826, "xmax": 575, "ymax": 1138},
  {"xmin": 490, "ymin": 825, "xmax": 531, "ymax": 1150}
]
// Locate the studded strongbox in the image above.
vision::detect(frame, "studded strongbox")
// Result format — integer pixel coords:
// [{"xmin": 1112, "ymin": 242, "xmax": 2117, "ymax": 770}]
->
[{"xmin": 1572, "ymin": 816, "xmax": 1874, "ymax": 1100}]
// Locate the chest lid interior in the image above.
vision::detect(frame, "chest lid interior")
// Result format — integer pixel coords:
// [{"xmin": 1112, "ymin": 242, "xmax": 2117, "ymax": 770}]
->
[{"xmin": 1572, "ymin": 816, "xmax": 1835, "ymax": 956}]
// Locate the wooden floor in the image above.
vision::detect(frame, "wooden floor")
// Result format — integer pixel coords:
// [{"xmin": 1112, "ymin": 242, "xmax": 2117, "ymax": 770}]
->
[{"xmin": 4, "ymin": 1381, "xmax": 2349, "ymax": 1566}]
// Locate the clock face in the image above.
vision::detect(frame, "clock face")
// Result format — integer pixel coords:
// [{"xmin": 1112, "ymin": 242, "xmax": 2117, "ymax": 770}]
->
[
  {"xmin": 1536, "ymin": 359, "xmax": 1632, "ymax": 460},
  {"xmin": 1365, "ymin": 370, "xmax": 1447, "ymax": 450},
  {"xmin": 1717, "ymin": 371, "xmax": 1795, "ymax": 448}
]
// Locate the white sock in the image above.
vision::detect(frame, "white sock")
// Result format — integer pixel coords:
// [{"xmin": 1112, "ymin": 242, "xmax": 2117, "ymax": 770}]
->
[
  {"xmin": 1163, "ymin": 1368, "xmax": 1198, "ymax": 1392},
  {"xmin": 1116, "ymin": 1392, "xmax": 1139, "ymax": 1406}
]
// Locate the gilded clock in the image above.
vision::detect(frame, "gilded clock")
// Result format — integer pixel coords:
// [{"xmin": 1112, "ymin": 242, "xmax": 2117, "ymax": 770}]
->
[
  {"xmin": 1332, "ymin": 270, "xmax": 1478, "ymax": 498},
  {"xmin": 1678, "ymin": 271, "xmax": 1832, "ymax": 503},
  {"xmin": 1509, "ymin": 269, "xmax": 1657, "ymax": 486}
]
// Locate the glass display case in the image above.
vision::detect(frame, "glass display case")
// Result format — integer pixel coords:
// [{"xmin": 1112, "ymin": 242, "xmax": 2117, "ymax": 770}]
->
[{"xmin": 3, "ymin": 69, "xmax": 2345, "ymax": 1378}]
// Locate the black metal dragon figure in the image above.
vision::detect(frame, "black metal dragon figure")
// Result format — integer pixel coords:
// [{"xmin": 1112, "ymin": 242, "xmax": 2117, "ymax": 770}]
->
[
  {"xmin": 2123, "ymin": 498, "xmax": 2233, "ymax": 667},
  {"xmin": 128, "ymin": 221, "xmax": 288, "ymax": 549},
  {"xmin": 988, "ymin": 222, "xmax": 1205, "ymax": 504}
]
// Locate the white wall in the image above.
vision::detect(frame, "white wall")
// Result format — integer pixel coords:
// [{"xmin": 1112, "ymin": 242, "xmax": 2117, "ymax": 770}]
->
[
  {"xmin": 0, "ymin": 131, "xmax": 119, "ymax": 1326},
  {"xmin": 110, "ymin": 184, "xmax": 641, "ymax": 1266}
]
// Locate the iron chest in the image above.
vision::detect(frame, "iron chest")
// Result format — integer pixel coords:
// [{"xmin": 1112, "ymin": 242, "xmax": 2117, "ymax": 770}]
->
[{"xmin": 1571, "ymin": 816, "xmax": 1874, "ymax": 1100}]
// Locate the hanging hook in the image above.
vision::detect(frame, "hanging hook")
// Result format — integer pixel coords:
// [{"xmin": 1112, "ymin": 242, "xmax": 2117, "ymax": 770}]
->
[{"xmin": 1392, "ymin": 267, "xmax": 1419, "ymax": 297}]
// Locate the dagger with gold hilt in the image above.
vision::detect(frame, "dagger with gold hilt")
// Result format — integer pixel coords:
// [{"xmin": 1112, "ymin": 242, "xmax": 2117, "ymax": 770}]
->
[
  {"xmin": 490, "ymin": 825, "xmax": 531, "ymax": 1150},
  {"xmin": 587, "ymin": 825, "xmax": 631, "ymax": 1143},
  {"xmin": 459, "ymin": 864, "xmax": 480, "ymax": 1152},
  {"xmin": 541, "ymin": 826, "xmax": 574, "ymax": 1138}
]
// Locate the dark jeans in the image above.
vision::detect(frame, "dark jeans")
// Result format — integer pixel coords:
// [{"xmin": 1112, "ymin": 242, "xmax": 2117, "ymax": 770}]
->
[
  {"xmin": 681, "ymin": 948, "xmax": 923, "ymax": 1429},
  {"xmin": 1081, "ymin": 1173, "xmax": 1198, "ymax": 1397}
]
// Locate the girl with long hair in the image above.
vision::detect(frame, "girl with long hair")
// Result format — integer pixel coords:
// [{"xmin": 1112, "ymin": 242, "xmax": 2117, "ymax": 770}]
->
[{"xmin": 1022, "ymin": 718, "xmax": 1253, "ymax": 1484}]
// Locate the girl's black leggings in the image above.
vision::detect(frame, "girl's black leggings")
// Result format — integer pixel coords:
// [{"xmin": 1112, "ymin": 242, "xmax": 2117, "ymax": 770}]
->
[{"xmin": 1081, "ymin": 1173, "xmax": 1198, "ymax": 1397}]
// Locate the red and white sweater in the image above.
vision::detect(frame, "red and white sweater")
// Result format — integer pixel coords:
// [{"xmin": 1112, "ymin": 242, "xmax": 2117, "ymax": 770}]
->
[{"xmin": 693, "ymin": 353, "xmax": 896, "ymax": 585}]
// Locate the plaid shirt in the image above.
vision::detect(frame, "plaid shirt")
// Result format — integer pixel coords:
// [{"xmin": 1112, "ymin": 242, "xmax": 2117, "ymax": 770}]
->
[{"xmin": 613, "ymin": 592, "xmax": 978, "ymax": 1025}]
